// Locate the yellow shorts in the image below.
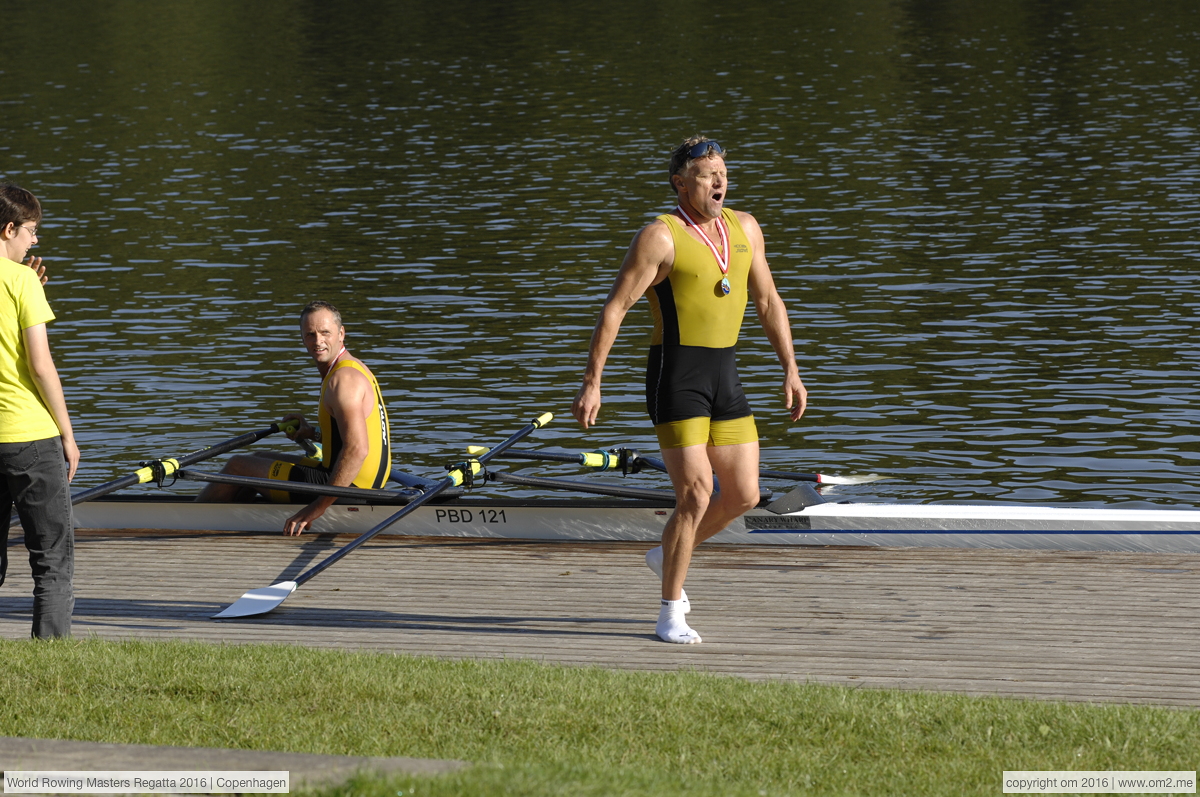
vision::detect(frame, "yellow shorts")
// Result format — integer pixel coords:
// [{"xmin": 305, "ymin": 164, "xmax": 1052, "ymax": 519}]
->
[
  {"xmin": 654, "ymin": 415, "xmax": 758, "ymax": 450},
  {"xmin": 266, "ymin": 457, "xmax": 328, "ymax": 503}
]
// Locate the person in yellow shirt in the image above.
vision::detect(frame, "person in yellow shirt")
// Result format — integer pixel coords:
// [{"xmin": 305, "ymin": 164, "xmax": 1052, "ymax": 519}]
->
[
  {"xmin": 572, "ymin": 137, "xmax": 807, "ymax": 644},
  {"xmin": 0, "ymin": 183, "xmax": 80, "ymax": 639},
  {"xmin": 197, "ymin": 301, "xmax": 391, "ymax": 536}
]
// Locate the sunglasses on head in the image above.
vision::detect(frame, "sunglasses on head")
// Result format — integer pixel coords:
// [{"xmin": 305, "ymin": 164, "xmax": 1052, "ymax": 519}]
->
[{"xmin": 684, "ymin": 140, "xmax": 724, "ymax": 160}]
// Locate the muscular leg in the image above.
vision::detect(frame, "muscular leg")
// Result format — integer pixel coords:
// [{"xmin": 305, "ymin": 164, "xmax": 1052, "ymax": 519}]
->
[
  {"xmin": 653, "ymin": 441, "xmax": 760, "ymax": 644},
  {"xmin": 659, "ymin": 444, "xmax": 714, "ymax": 602},
  {"xmin": 194, "ymin": 452, "xmax": 309, "ymax": 502},
  {"xmin": 659, "ymin": 440, "xmax": 760, "ymax": 599},
  {"xmin": 652, "ymin": 444, "xmax": 712, "ymax": 643},
  {"xmin": 693, "ymin": 440, "xmax": 761, "ymax": 546}
]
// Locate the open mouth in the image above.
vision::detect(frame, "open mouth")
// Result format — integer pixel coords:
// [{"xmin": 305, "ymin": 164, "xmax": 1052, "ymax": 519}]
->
[{"xmin": 712, "ymin": 192, "xmax": 723, "ymax": 202}]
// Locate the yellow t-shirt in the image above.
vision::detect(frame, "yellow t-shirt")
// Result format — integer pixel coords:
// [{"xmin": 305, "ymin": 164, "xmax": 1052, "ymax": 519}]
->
[{"xmin": 0, "ymin": 257, "xmax": 60, "ymax": 443}]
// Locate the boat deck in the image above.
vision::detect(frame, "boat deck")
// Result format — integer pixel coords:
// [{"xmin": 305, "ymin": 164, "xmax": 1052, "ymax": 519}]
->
[{"xmin": 3, "ymin": 529, "xmax": 1199, "ymax": 707}]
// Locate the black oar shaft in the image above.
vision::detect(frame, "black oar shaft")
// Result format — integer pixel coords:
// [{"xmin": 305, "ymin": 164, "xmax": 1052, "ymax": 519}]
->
[
  {"xmin": 488, "ymin": 471, "xmax": 675, "ymax": 502},
  {"xmin": 469, "ymin": 447, "xmax": 619, "ymax": 469},
  {"xmin": 632, "ymin": 453, "xmax": 667, "ymax": 473},
  {"xmin": 68, "ymin": 424, "xmax": 287, "ymax": 506},
  {"xmin": 494, "ymin": 449, "xmax": 582, "ymax": 464},
  {"xmin": 66, "ymin": 472, "xmax": 144, "ymax": 506},
  {"xmin": 633, "ymin": 454, "xmax": 818, "ymax": 485},
  {"xmin": 613, "ymin": 452, "xmax": 822, "ymax": 484},
  {"xmin": 174, "ymin": 425, "xmax": 288, "ymax": 468},
  {"xmin": 178, "ymin": 469, "xmax": 422, "ymax": 503},
  {"xmin": 491, "ymin": 469, "xmax": 769, "ymax": 503},
  {"xmin": 760, "ymin": 468, "xmax": 819, "ymax": 483},
  {"xmin": 485, "ymin": 447, "xmax": 823, "ymax": 483},
  {"xmin": 293, "ymin": 413, "xmax": 552, "ymax": 588},
  {"xmin": 293, "ymin": 476, "xmax": 451, "ymax": 587}
]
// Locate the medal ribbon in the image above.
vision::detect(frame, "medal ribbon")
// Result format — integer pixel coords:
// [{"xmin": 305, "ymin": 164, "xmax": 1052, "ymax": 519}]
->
[
  {"xmin": 321, "ymin": 346, "xmax": 348, "ymax": 377},
  {"xmin": 675, "ymin": 205, "xmax": 730, "ymax": 275}
]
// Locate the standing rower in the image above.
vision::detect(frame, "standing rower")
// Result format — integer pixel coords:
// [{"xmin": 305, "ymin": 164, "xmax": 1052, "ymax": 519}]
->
[
  {"xmin": 572, "ymin": 136, "xmax": 806, "ymax": 643},
  {"xmin": 198, "ymin": 301, "xmax": 391, "ymax": 536}
]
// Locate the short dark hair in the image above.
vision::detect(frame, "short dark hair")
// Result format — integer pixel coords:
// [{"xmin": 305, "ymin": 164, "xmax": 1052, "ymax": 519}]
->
[
  {"xmin": 668, "ymin": 135, "xmax": 725, "ymax": 191},
  {"xmin": 300, "ymin": 300, "xmax": 343, "ymax": 328},
  {"xmin": 0, "ymin": 183, "xmax": 42, "ymax": 231}
]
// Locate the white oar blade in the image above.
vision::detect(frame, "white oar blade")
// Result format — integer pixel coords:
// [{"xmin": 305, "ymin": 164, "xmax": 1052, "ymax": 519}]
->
[
  {"xmin": 816, "ymin": 473, "xmax": 887, "ymax": 485},
  {"xmin": 212, "ymin": 581, "xmax": 297, "ymax": 619}
]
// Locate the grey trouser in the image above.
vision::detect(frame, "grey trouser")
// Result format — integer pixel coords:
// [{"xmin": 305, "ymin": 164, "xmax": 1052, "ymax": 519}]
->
[{"xmin": 0, "ymin": 436, "xmax": 74, "ymax": 638}]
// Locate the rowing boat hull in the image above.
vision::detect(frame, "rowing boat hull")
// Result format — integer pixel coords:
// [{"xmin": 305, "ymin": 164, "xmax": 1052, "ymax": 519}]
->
[
  {"xmin": 74, "ymin": 497, "xmax": 677, "ymax": 542},
  {"xmin": 71, "ymin": 495, "xmax": 1200, "ymax": 552}
]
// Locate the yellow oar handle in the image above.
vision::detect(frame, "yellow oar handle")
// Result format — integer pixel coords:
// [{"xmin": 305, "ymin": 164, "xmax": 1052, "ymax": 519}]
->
[
  {"xmin": 466, "ymin": 445, "xmax": 618, "ymax": 471},
  {"xmin": 134, "ymin": 458, "xmax": 180, "ymax": 485},
  {"xmin": 581, "ymin": 450, "xmax": 619, "ymax": 470},
  {"xmin": 277, "ymin": 419, "xmax": 301, "ymax": 435},
  {"xmin": 451, "ymin": 413, "xmax": 551, "ymax": 488},
  {"xmin": 446, "ymin": 459, "xmax": 482, "ymax": 488}
]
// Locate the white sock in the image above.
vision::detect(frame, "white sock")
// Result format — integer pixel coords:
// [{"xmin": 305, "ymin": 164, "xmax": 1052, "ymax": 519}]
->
[
  {"xmin": 656, "ymin": 600, "xmax": 701, "ymax": 644},
  {"xmin": 645, "ymin": 546, "xmax": 690, "ymax": 613}
]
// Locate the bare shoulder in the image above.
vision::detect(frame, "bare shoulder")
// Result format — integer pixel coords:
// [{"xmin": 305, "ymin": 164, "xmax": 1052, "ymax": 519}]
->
[
  {"xmin": 631, "ymin": 217, "xmax": 676, "ymax": 263},
  {"xmin": 324, "ymin": 360, "xmax": 371, "ymax": 398},
  {"xmin": 732, "ymin": 210, "xmax": 767, "ymax": 255},
  {"xmin": 732, "ymin": 209, "xmax": 763, "ymax": 234},
  {"xmin": 632, "ymin": 217, "xmax": 674, "ymax": 250}
]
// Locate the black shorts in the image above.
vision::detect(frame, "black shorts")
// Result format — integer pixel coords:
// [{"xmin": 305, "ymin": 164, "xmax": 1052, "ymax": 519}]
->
[
  {"xmin": 267, "ymin": 459, "xmax": 331, "ymax": 503},
  {"xmin": 645, "ymin": 344, "xmax": 753, "ymax": 426}
]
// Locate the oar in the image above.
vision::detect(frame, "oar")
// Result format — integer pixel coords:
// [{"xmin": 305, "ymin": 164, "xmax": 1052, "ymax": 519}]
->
[
  {"xmin": 627, "ymin": 452, "xmax": 881, "ymax": 486},
  {"xmin": 67, "ymin": 421, "xmax": 299, "ymax": 506},
  {"xmin": 3, "ymin": 421, "xmax": 297, "ymax": 588},
  {"xmin": 474, "ymin": 446, "xmax": 881, "ymax": 485},
  {"xmin": 486, "ymin": 471, "xmax": 676, "ymax": 501},
  {"xmin": 466, "ymin": 446, "xmax": 621, "ymax": 471},
  {"xmin": 212, "ymin": 412, "xmax": 554, "ymax": 620},
  {"xmin": 8, "ymin": 421, "xmax": 298, "ymax": 527},
  {"xmin": 176, "ymin": 469, "xmax": 422, "ymax": 503},
  {"xmin": 484, "ymin": 468, "xmax": 770, "ymax": 502}
]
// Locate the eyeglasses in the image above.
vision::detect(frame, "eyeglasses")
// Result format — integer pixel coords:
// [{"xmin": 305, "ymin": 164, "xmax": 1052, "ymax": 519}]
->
[
  {"xmin": 17, "ymin": 223, "xmax": 38, "ymax": 237},
  {"xmin": 684, "ymin": 140, "xmax": 724, "ymax": 160}
]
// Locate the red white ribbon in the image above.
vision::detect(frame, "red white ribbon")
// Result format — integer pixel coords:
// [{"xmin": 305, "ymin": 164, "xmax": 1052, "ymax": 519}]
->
[{"xmin": 676, "ymin": 205, "xmax": 730, "ymax": 275}]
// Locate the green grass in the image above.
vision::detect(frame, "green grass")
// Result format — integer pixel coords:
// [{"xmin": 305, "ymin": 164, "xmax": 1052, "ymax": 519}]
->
[{"xmin": 0, "ymin": 639, "xmax": 1195, "ymax": 796}]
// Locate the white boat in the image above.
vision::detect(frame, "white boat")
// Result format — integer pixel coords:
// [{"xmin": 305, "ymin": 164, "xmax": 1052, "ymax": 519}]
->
[{"xmin": 72, "ymin": 481, "xmax": 1200, "ymax": 553}]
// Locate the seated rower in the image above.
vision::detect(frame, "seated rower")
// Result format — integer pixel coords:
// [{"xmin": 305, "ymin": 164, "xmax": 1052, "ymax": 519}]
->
[{"xmin": 197, "ymin": 301, "xmax": 391, "ymax": 535}]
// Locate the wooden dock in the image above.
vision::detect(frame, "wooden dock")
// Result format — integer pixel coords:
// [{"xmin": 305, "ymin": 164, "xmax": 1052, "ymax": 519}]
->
[{"xmin": 3, "ymin": 529, "xmax": 1198, "ymax": 707}]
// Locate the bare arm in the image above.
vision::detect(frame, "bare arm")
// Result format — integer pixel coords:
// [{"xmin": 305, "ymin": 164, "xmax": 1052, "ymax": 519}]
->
[
  {"xmin": 739, "ymin": 212, "xmax": 807, "ymax": 422},
  {"xmin": 22, "ymin": 323, "xmax": 80, "ymax": 480},
  {"xmin": 572, "ymin": 222, "xmax": 675, "ymax": 428},
  {"xmin": 282, "ymin": 367, "xmax": 372, "ymax": 535}
]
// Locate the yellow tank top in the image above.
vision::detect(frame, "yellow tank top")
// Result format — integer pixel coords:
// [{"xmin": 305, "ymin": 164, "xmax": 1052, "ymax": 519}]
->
[
  {"xmin": 318, "ymin": 357, "xmax": 391, "ymax": 489},
  {"xmin": 647, "ymin": 208, "xmax": 752, "ymax": 348}
]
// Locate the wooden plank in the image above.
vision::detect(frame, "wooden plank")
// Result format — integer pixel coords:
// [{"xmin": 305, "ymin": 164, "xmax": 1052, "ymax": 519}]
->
[{"xmin": 3, "ymin": 531, "xmax": 1199, "ymax": 706}]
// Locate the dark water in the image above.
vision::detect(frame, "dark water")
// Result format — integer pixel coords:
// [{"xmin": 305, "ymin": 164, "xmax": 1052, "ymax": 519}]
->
[{"xmin": 4, "ymin": 0, "xmax": 1200, "ymax": 506}]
